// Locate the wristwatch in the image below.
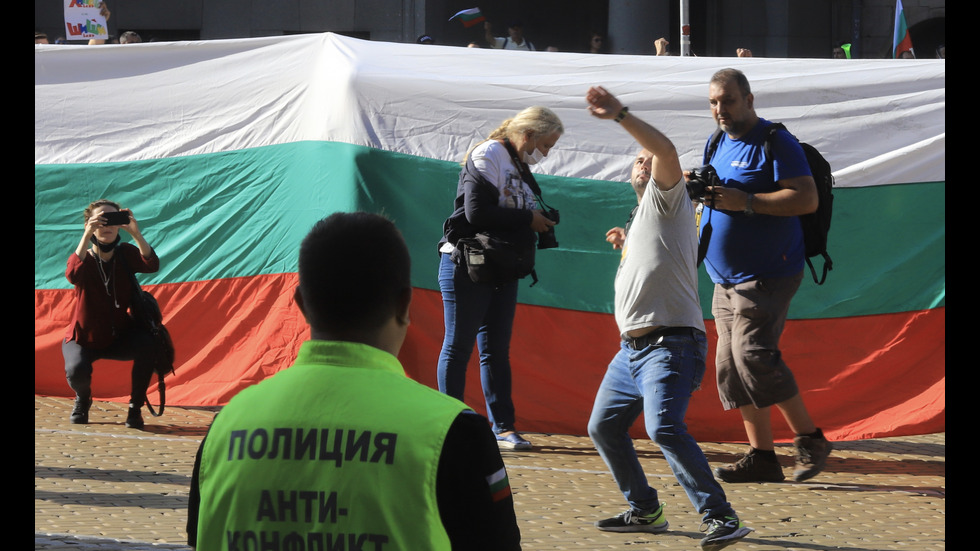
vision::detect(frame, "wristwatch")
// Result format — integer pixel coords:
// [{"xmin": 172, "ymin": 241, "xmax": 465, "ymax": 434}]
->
[{"xmin": 743, "ymin": 193, "xmax": 755, "ymax": 216}]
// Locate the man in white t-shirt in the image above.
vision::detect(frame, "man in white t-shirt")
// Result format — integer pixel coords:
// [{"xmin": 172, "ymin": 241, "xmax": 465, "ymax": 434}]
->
[
  {"xmin": 484, "ymin": 20, "xmax": 535, "ymax": 51},
  {"xmin": 584, "ymin": 86, "xmax": 751, "ymax": 551}
]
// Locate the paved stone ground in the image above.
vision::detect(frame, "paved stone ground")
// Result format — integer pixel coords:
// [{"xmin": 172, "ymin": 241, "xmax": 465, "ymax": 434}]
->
[{"xmin": 36, "ymin": 396, "xmax": 944, "ymax": 550}]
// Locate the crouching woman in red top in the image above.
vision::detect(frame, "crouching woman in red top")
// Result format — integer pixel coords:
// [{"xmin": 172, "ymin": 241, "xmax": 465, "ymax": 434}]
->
[{"xmin": 63, "ymin": 199, "xmax": 161, "ymax": 430}]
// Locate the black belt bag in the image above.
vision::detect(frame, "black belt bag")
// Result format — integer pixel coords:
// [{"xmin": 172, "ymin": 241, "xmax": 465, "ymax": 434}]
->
[{"xmin": 455, "ymin": 232, "xmax": 535, "ymax": 286}]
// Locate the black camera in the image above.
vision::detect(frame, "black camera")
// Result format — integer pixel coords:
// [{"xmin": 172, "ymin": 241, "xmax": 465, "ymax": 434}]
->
[
  {"xmin": 537, "ymin": 208, "xmax": 560, "ymax": 250},
  {"xmin": 686, "ymin": 165, "xmax": 720, "ymax": 203}
]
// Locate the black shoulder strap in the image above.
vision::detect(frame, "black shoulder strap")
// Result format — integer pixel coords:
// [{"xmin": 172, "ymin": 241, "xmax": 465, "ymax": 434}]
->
[
  {"xmin": 501, "ymin": 138, "xmax": 554, "ymax": 211},
  {"xmin": 697, "ymin": 130, "xmax": 724, "ymax": 268},
  {"xmin": 624, "ymin": 205, "xmax": 639, "ymax": 236},
  {"xmin": 696, "ymin": 208, "xmax": 712, "ymax": 268},
  {"xmin": 464, "ymin": 154, "xmax": 498, "ymax": 192},
  {"xmin": 703, "ymin": 128, "xmax": 725, "ymax": 165},
  {"xmin": 762, "ymin": 122, "xmax": 786, "ymax": 162}
]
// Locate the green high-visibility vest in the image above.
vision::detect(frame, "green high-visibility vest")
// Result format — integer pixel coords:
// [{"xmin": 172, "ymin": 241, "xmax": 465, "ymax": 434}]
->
[{"xmin": 196, "ymin": 340, "xmax": 468, "ymax": 550}]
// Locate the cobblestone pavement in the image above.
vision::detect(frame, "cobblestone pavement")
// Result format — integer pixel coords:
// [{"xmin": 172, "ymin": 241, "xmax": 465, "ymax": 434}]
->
[{"xmin": 36, "ymin": 396, "xmax": 944, "ymax": 550}]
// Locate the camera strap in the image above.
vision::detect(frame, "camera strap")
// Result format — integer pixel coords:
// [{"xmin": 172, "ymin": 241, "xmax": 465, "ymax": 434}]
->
[
  {"xmin": 502, "ymin": 138, "xmax": 554, "ymax": 211},
  {"xmin": 696, "ymin": 207, "xmax": 712, "ymax": 268},
  {"xmin": 696, "ymin": 133, "xmax": 725, "ymax": 268}
]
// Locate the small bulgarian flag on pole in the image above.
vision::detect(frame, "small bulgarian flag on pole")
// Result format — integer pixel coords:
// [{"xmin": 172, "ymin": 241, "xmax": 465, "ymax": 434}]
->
[
  {"xmin": 892, "ymin": 0, "xmax": 915, "ymax": 58},
  {"xmin": 449, "ymin": 7, "xmax": 486, "ymax": 28}
]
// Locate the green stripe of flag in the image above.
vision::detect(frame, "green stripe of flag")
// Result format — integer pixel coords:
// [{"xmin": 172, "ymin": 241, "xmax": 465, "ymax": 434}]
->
[{"xmin": 35, "ymin": 142, "xmax": 945, "ymax": 318}]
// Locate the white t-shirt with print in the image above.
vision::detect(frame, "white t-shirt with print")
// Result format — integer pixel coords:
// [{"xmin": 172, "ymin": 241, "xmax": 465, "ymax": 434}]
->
[{"xmin": 471, "ymin": 140, "xmax": 537, "ymax": 210}]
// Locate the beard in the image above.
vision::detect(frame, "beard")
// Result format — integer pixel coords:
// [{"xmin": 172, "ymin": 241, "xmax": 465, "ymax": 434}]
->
[
  {"xmin": 631, "ymin": 174, "xmax": 649, "ymax": 196},
  {"xmin": 717, "ymin": 115, "xmax": 751, "ymax": 137}
]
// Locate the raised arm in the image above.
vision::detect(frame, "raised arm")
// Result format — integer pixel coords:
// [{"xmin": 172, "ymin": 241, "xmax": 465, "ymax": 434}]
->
[
  {"xmin": 119, "ymin": 209, "xmax": 154, "ymax": 258},
  {"xmin": 586, "ymin": 86, "xmax": 682, "ymax": 190},
  {"xmin": 484, "ymin": 21, "xmax": 497, "ymax": 47}
]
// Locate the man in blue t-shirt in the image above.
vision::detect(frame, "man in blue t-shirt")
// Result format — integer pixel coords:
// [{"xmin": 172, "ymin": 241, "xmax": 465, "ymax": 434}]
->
[{"xmin": 698, "ymin": 68, "xmax": 832, "ymax": 483}]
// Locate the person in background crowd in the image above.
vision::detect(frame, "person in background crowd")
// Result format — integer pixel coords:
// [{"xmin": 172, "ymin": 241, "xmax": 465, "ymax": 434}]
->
[{"xmin": 485, "ymin": 20, "xmax": 536, "ymax": 51}]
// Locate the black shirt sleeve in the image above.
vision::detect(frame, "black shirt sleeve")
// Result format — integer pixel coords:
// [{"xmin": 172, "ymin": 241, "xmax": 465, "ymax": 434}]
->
[
  {"xmin": 187, "ymin": 435, "xmax": 204, "ymax": 548},
  {"xmin": 436, "ymin": 410, "xmax": 522, "ymax": 550}
]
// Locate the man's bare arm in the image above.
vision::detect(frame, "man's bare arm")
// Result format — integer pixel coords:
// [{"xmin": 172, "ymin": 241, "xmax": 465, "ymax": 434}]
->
[
  {"xmin": 586, "ymin": 86, "xmax": 682, "ymax": 190},
  {"xmin": 484, "ymin": 21, "xmax": 496, "ymax": 46}
]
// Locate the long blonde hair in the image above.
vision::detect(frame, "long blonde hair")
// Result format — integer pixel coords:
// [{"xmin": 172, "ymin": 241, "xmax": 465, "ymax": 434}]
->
[{"xmin": 464, "ymin": 106, "xmax": 564, "ymax": 164}]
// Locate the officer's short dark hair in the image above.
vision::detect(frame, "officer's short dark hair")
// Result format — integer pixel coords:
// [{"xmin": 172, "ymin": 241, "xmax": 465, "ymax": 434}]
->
[{"xmin": 298, "ymin": 212, "xmax": 411, "ymax": 335}]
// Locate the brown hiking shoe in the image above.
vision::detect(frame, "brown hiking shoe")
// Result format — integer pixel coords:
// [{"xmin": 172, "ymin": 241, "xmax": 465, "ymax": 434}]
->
[
  {"xmin": 715, "ymin": 450, "xmax": 785, "ymax": 483},
  {"xmin": 793, "ymin": 434, "xmax": 832, "ymax": 482}
]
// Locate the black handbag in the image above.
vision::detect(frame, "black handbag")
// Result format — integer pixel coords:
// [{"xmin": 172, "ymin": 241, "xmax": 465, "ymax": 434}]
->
[{"xmin": 121, "ymin": 252, "xmax": 175, "ymax": 417}]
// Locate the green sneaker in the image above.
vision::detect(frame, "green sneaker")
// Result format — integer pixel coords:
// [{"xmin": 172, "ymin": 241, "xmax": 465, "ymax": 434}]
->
[
  {"xmin": 595, "ymin": 503, "xmax": 668, "ymax": 533},
  {"xmin": 700, "ymin": 515, "xmax": 752, "ymax": 550}
]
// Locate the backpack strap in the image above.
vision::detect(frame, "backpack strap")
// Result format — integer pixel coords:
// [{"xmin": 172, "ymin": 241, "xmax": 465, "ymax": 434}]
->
[
  {"xmin": 704, "ymin": 128, "xmax": 725, "ymax": 165},
  {"xmin": 696, "ymin": 129, "xmax": 725, "ymax": 267},
  {"xmin": 806, "ymin": 253, "xmax": 831, "ymax": 286},
  {"xmin": 761, "ymin": 122, "xmax": 786, "ymax": 164}
]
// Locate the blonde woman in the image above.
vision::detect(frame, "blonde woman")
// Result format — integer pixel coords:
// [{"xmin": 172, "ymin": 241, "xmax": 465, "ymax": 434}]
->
[{"xmin": 436, "ymin": 106, "xmax": 563, "ymax": 450}]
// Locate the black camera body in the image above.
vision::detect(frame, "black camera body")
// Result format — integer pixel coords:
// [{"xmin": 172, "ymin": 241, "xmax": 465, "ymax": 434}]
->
[
  {"xmin": 537, "ymin": 208, "xmax": 560, "ymax": 250},
  {"xmin": 686, "ymin": 165, "xmax": 721, "ymax": 203}
]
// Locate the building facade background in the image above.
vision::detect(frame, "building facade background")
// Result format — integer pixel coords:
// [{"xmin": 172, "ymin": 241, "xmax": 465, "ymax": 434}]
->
[{"xmin": 36, "ymin": 1, "xmax": 943, "ymax": 59}]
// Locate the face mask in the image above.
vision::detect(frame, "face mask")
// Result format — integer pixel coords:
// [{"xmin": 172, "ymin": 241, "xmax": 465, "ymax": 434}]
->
[
  {"xmin": 91, "ymin": 234, "xmax": 120, "ymax": 253},
  {"xmin": 523, "ymin": 148, "xmax": 545, "ymax": 165}
]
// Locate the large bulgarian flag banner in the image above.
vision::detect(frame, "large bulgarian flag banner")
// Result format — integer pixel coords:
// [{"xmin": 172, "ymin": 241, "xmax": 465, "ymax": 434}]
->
[{"xmin": 35, "ymin": 34, "xmax": 944, "ymax": 441}]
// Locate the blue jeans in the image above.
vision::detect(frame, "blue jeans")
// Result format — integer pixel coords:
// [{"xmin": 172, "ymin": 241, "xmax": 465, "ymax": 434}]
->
[
  {"xmin": 437, "ymin": 252, "xmax": 518, "ymax": 433},
  {"xmin": 587, "ymin": 330, "xmax": 734, "ymax": 520}
]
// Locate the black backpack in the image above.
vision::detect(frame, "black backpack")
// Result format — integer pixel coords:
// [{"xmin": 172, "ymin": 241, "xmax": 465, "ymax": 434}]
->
[
  {"xmin": 120, "ymin": 252, "xmax": 176, "ymax": 417},
  {"xmin": 704, "ymin": 123, "xmax": 834, "ymax": 284}
]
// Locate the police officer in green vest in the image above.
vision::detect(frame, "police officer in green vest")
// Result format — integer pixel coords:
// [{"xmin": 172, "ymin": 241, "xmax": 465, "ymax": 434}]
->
[{"xmin": 187, "ymin": 212, "xmax": 522, "ymax": 550}]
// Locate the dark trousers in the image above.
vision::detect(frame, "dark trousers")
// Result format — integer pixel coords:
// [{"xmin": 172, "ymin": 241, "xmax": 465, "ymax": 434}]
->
[{"xmin": 63, "ymin": 328, "xmax": 158, "ymax": 406}]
